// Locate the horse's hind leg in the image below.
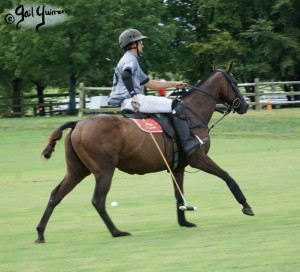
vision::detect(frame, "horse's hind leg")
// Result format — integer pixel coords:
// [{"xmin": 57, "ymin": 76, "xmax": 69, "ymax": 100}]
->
[
  {"xmin": 35, "ymin": 168, "xmax": 90, "ymax": 243},
  {"xmin": 35, "ymin": 132, "xmax": 91, "ymax": 244},
  {"xmin": 92, "ymin": 170, "xmax": 131, "ymax": 237},
  {"xmin": 173, "ymin": 168, "xmax": 197, "ymax": 227}
]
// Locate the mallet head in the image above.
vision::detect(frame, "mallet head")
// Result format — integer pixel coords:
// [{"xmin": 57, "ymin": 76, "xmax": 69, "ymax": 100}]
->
[{"xmin": 179, "ymin": 206, "xmax": 197, "ymax": 211}]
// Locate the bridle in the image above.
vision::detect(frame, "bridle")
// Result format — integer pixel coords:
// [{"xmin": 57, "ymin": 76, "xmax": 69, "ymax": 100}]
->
[
  {"xmin": 216, "ymin": 69, "xmax": 243, "ymax": 111},
  {"xmin": 183, "ymin": 69, "xmax": 245, "ymax": 132},
  {"xmin": 187, "ymin": 69, "xmax": 243, "ymax": 112}
]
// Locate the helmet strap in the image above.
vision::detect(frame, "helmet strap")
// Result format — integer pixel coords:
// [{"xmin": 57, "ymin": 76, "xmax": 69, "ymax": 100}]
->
[
  {"xmin": 135, "ymin": 41, "xmax": 139, "ymax": 57},
  {"xmin": 125, "ymin": 41, "xmax": 140, "ymax": 57},
  {"xmin": 130, "ymin": 42, "xmax": 139, "ymax": 56}
]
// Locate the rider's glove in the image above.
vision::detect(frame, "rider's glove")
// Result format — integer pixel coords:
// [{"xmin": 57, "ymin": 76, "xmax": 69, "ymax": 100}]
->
[{"xmin": 131, "ymin": 95, "xmax": 141, "ymax": 112}]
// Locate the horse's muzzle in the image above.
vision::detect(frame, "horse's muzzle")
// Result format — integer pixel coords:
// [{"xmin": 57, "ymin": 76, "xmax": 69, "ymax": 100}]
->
[{"xmin": 235, "ymin": 98, "xmax": 248, "ymax": 114}]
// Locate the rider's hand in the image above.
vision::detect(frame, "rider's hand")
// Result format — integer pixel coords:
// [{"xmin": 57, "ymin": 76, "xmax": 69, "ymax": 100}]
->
[
  {"xmin": 131, "ymin": 95, "xmax": 141, "ymax": 112},
  {"xmin": 175, "ymin": 81, "xmax": 186, "ymax": 89}
]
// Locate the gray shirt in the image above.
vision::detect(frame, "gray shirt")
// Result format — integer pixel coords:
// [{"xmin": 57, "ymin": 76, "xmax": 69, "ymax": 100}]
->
[{"xmin": 108, "ymin": 51, "xmax": 149, "ymax": 105}]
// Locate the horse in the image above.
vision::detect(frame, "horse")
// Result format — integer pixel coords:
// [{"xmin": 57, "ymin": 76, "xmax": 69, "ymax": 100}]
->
[{"xmin": 35, "ymin": 62, "xmax": 254, "ymax": 243}]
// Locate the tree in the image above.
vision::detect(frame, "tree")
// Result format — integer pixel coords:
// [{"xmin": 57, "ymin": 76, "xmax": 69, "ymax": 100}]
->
[
  {"xmin": 164, "ymin": 0, "xmax": 300, "ymax": 84},
  {"xmin": 0, "ymin": 0, "xmax": 67, "ymax": 114},
  {"xmin": 1, "ymin": 0, "xmax": 178, "ymax": 114},
  {"xmin": 1, "ymin": 0, "xmax": 299, "ymax": 116}
]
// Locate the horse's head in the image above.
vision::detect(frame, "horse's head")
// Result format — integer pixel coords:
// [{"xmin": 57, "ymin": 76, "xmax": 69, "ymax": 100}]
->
[{"xmin": 215, "ymin": 62, "xmax": 249, "ymax": 114}]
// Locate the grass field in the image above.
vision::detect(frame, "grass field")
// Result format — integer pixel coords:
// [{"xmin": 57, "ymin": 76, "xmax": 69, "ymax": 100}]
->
[{"xmin": 0, "ymin": 109, "xmax": 300, "ymax": 272}]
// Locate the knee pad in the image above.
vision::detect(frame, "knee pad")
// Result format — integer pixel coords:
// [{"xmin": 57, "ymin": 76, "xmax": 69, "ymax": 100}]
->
[{"xmin": 172, "ymin": 100, "xmax": 187, "ymax": 119}]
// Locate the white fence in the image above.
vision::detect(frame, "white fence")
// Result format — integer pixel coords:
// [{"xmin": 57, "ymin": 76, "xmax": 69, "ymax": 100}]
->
[
  {"xmin": 239, "ymin": 78, "xmax": 300, "ymax": 110},
  {"xmin": 78, "ymin": 79, "xmax": 300, "ymax": 117}
]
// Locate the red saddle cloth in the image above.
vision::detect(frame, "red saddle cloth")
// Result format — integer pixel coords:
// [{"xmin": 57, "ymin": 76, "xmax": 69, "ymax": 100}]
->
[{"xmin": 130, "ymin": 118, "xmax": 163, "ymax": 133}]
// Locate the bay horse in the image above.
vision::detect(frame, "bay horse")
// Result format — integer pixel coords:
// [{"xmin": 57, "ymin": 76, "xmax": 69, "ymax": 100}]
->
[{"xmin": 35, "ymin": 63, "xmax": 254, "ymax": 243}]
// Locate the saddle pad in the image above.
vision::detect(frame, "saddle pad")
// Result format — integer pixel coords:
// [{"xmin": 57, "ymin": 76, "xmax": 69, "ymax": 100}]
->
[{"xmin": 130, "ymin": 118, "xmax": 163, "ymax": 133}]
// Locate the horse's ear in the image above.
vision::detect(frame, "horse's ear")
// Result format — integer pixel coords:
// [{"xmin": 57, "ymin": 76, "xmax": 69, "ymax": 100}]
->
[
  {"xmin": 225, "ymin": 61, "xmax": 233, "ymax": 73},
  {"xmin": 212, "ymin": 62, "xmax": 217, "ymax": 71}
]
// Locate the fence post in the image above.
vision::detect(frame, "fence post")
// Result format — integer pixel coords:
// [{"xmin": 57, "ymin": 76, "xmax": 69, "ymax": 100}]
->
[
  {"xmin": 78, "ymin": 82, "xmax": 85, "ymax": 118},
  {"xmin": 254, "ymin": 78, "xmax": 261, "ymax": 110}
]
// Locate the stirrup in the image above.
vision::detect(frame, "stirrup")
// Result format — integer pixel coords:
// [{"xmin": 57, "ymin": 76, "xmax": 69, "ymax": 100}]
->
[{"xmin": 185, "ymin": 136, "xmax": 204, "ymax": 156}]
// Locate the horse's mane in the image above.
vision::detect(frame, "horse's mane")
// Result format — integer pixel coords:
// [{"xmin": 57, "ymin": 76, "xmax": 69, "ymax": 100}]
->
[{"xmin": 181, "ymin": 70, "xmax": 215, "ymax": 99}]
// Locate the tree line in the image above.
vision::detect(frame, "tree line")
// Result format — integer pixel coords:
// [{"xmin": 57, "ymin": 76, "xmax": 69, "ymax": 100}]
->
[{"xmin": 0, "ymin": 0, "xmax": 299, "ymax": 115}]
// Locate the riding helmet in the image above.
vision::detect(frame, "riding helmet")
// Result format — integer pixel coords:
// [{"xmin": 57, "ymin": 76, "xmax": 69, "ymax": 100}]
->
[{"xmin": 119, "ymin": 29, "xmax": 148, "ymax": 49}]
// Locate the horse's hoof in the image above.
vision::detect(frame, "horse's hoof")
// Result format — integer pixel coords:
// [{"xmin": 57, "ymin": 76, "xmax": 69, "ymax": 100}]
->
[
  {"xmin": 112, "ymin": 231, "xmax": 132, "ymax": 237},
  {"xmin": 34, "ymin": 239, "xmax": 45, "ymax": 244},
  {"xmin": 242, "ymin": 207, "xmax": 255, "ymax": 216},
  {"xmin": 179, "ymin": 222, "xmax": 197, "ymax": 227}
]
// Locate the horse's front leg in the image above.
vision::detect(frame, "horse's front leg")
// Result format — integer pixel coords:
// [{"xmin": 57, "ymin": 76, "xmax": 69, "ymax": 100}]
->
[
  {"xmin": 173, "ymin": 168, "xmax": 197, "ymax": 227},
  {"xmin": 189, "ymin": 154, "xmax": 254, "ymax": 216}
]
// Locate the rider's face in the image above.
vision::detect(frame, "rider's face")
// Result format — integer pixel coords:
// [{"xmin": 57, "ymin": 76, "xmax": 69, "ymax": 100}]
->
[{"xmin": 138, "ymin": 40, "xmax": 144, "ymax": 54}]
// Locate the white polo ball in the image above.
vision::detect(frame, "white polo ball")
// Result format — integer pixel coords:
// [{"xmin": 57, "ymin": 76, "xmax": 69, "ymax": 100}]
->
[{"xmin": 111, "ymin": 201, "xmax": 118, "ymax": 207}]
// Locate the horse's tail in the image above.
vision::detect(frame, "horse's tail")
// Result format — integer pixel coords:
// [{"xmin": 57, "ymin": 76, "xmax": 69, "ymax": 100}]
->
[{"xmin": 42, "ymin": 121, "xmax": 78, "ymax": 159}]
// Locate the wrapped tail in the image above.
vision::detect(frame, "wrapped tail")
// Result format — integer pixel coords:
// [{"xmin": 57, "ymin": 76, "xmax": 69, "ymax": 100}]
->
[{"xmin": 42, "ymin": 121, "xmax": 78, "ymax": 159}]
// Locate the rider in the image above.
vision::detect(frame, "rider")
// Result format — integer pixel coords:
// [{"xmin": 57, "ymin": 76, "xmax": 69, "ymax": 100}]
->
[{"xmin": 108, "ymin": 29, "xmax": 204, "ymax": 156}]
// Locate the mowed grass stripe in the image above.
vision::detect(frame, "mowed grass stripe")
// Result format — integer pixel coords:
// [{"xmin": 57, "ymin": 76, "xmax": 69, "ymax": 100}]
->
[{"xmin": 0, "ymin": 109, "xmax": 299, "ymax": 272}]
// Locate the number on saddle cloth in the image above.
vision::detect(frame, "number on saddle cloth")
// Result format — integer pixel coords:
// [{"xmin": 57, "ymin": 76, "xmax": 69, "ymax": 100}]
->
[{"xmin": 129, "ymin": 118, "xmax": 163, "ymax": 133}]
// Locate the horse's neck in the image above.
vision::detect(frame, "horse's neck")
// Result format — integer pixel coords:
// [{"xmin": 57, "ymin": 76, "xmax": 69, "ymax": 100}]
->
[{"xmin": 184, "ymin": 90, "xmax": 217, "ymax": 126}]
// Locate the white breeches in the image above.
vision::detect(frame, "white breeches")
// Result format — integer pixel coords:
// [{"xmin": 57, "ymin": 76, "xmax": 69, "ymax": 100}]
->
[{"xmin": 121, "ymin": 94, "xmax": 173, "ymax": 113}]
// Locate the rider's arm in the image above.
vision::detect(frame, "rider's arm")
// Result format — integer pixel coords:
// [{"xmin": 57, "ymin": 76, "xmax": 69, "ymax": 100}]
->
[
  {"xmin": 122, "ymin": 69, "xmax": 136, "ymax": 97},
  {"xmin": 145, "ymin": 79, "xmax": 185, "ymax": 90}
]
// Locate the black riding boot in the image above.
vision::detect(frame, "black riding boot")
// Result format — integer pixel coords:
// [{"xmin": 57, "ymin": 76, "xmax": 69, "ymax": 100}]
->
[{"xmin": 172, "ymin": 100, "xmax": 204, "ymax": 156}]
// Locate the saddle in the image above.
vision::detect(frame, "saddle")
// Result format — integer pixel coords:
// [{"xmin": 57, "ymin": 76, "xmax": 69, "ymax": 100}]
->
[{"xmin": 122, "ymin": 112, "xmax": 182, "ymax": 170}]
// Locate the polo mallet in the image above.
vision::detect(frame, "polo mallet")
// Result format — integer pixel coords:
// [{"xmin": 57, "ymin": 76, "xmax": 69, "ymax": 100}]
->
[{"xmin": 141, "ymin": 117, "xmax": 197, "ymax": 212}]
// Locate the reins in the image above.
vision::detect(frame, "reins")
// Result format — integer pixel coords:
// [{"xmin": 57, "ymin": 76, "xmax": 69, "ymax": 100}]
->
[
  {"xmin": 182, "ymin": 69, "xmax": 243, "ymax": 132},
  {"xmin": 208, "ymin": 106, "xmax": 232, "ymax": 133},
  {"xmin": 184, "ymin": 83, "xmax": 233, "ymax": 133}
]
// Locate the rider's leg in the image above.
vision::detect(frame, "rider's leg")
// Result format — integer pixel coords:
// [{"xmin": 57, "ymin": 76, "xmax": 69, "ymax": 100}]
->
[
  {"xmin": 121, "ymin": 94, "xmax": 173, "ymax": 113},
  {"xmin": 121, "ymin": 95, "xmax": 204, "ymax": 155},
  {"xmin": 171, "ymin": 100, "xmax": 204, "ymax": 156}
]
